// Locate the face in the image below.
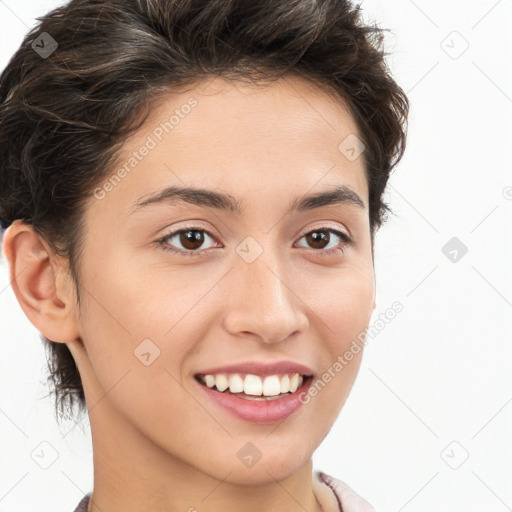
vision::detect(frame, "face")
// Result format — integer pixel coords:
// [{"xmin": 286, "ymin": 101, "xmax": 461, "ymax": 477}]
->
[{"xmin": 69, "ymin": 74, "xmax": 375, "ymax": 484}]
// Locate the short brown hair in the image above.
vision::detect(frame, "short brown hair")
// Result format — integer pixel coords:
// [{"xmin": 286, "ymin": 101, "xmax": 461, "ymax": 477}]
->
[{"xmin": 0, "ymin": 0, "xmax": 409, "ymax": 422}]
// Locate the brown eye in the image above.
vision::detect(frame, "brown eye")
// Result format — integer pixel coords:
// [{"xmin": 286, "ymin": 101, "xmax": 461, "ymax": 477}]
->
[
  {"xmin": 304, "ymin": 230, "xmax": 331, "ymax": 249},
  {"xmin": 158, "ymin": 227, "xmax": 218, "ymax": 256},
  {"xmin": 178, "ymin": 229, "xmax": 206, "ymax": 250},
  {"xmin": 296, "ymin": 228, "xmax": 352, "ymax": 255}
]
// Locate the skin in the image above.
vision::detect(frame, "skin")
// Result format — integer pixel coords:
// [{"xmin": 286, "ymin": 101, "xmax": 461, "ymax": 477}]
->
[{"xmin": 3, "ymin": 74, "xmax": 376, "ymax": 512}]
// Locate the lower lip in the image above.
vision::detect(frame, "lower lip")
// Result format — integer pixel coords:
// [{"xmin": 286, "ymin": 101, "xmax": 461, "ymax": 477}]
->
[{"xmin": 196, "ymin": 378, "xmax": 312, "ymax": 425}]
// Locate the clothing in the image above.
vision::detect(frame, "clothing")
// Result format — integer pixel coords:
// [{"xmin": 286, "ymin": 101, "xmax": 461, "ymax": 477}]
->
[
  {"xmin": 72, "ymin": 470, "xmax": 376, "ymax": 512},
  {"xmin": 315, "ymin": 471, "xmax": 377, "ymax": 511},
  {"xmin": 72, "ymin": 494, "xmax": 90, "ymax": 512}
]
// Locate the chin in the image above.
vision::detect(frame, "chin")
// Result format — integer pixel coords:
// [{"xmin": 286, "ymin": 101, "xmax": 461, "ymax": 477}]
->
[
  {"xmin": 205, "ymin": 441, "xmax": 311, "ymax": 485},
  {"xmin": 223, "ymin": 462, "xmax": 307, "ymax": 486}
]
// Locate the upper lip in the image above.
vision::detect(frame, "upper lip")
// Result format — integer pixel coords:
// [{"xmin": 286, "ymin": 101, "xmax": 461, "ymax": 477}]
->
[{"xmin": 195, "ymin": 360, "xmax": 314, "ymax": 377}]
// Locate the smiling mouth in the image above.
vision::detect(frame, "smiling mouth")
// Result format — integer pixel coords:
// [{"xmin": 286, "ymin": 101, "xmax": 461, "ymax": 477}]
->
[{"xmin": 195, "ymin": 372, "xmax": 313, "ymax": 400}]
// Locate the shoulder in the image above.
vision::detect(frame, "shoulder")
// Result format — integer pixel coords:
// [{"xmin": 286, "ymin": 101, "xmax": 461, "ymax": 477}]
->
[{"xmin": 314, "ymin": 470, "xmax": 378, "ymax": 512}]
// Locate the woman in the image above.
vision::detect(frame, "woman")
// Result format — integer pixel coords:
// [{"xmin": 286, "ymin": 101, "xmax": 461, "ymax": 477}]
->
[{"xmin": 0, "ymin": 0, "xmax": 409, "ymax": 510}]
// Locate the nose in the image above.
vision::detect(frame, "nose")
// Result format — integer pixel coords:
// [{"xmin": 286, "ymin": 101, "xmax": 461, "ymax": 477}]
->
[{"xmin": 222, "ymin": 250, "xmax": 309, "ymax": 344}]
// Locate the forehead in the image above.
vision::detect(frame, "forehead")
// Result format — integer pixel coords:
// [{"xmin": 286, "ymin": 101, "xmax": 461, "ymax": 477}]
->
[
  {"xmin": 89, "ymin": 74, "xmax": 368, "ymax": 220},
  {"xmin": 145, "ymin": 73, "xmax": 363, "ymax": 148}
]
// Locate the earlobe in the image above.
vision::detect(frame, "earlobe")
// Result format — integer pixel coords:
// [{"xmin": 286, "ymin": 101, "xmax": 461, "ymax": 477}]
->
[{"xmin": 2, "ymin": 220, "xmax": 81, "ymax": 344}]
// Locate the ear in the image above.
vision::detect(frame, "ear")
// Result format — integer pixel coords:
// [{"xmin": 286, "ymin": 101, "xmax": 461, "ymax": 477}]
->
[{"xmin": 1, "ymin": 220, "xmax": 81, "ymax": 343}]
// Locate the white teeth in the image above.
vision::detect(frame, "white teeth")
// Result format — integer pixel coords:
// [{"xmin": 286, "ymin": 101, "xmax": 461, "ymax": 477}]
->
[
  {"xmin": 280, "ymin": 374, "xmax": 290, "ymax": 393},
  {"xmin": 214, "ymin": 374, "xmax": 229, "ymax": 392},
  {"xmin": 201, "ymin": 372, "xmax": 306, "ymax": 396},
  {"xmin": 228, "ymin": 374, "xmax": 244, "ymax": 393},
  {"xmin": 205, "ymin": 374, "xmax": 216, "ymax": 388},
  {"xmin": 262, "ymin": 375, "xmax": 281, "ymax": 396},
  {"xmin": 244, "ymin": 374, "xmax": 263, "ymax": 396},
  {"xmin": 289, "ymin": 373, "xmax": 300, "ymax": 393}
]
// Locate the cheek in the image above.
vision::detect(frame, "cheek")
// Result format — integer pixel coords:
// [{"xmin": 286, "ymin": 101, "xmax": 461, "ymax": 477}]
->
[
  {"xmin": 77, "ymin": 271, "xmax": 197, "ymax": 439},
  {"xmin": 78, "ymin": 246, "xmax": 194, "ymax": 346},
  {"xmin": 303, "ymin": 265, "xmax": 374, "ymax": 409},
  {"xmin": 308, "ymin": 262, "xmax": 375, "ymax": 342},
  {"xmin": 76, "ymin": 252, "xmax": 216, "ymax": 408}
]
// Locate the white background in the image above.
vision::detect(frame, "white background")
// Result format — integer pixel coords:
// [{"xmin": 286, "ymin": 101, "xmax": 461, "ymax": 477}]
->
[{"xmin": 1, "ymin": 1, "xmax": 511, "ymax": 511}]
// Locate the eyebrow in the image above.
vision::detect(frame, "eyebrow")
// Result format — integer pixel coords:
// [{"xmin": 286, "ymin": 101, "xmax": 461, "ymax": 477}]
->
[{"xmin": 129, "ymin": 184, "xmax": 366, "ymax": 216}]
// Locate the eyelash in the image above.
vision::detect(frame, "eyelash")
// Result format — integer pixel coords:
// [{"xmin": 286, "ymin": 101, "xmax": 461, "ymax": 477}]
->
[{"xmin": 155, "ymin": 226, "xmax": 353, "ymax": 258}]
